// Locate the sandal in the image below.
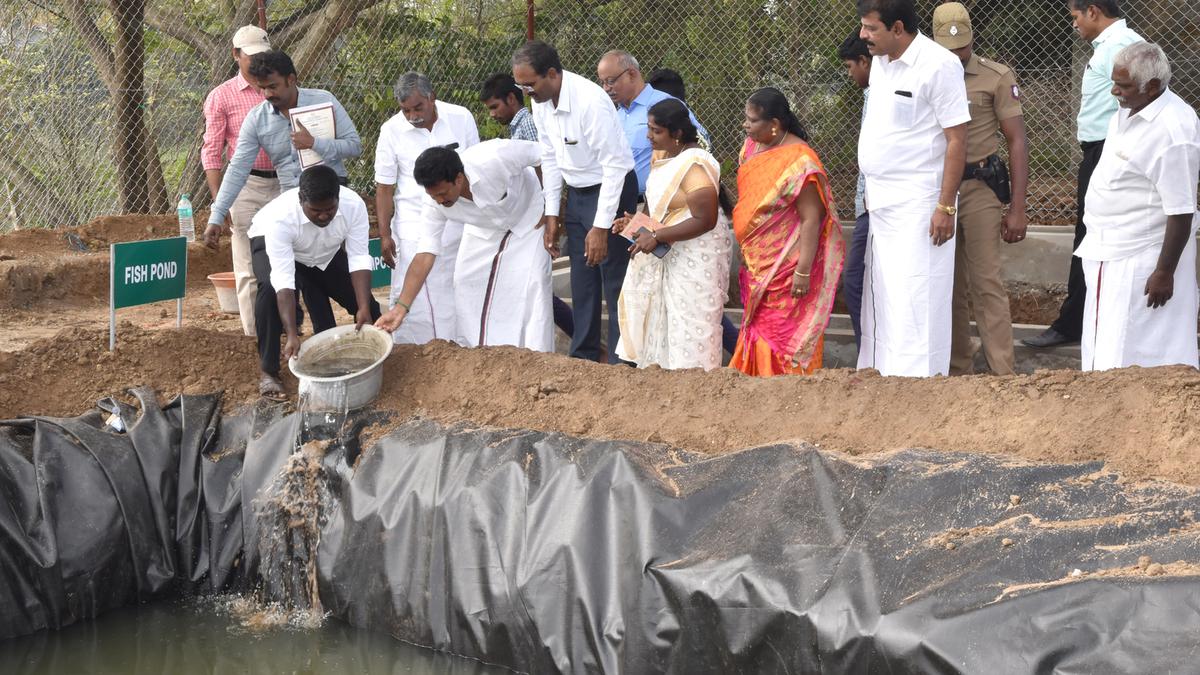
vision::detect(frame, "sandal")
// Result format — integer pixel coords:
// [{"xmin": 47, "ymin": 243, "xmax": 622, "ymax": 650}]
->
[{"xmin": 258, "ymin": 374, "xmax": 288, "ymax": 401}]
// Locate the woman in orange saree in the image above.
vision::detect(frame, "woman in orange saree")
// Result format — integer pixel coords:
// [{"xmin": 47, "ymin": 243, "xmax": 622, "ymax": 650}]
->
[{"xmin": 730, "ymin": 88, "xmax": 845, "ymax": 376}]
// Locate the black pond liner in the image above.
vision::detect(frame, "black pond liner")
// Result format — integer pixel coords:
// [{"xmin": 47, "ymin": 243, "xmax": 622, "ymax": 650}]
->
[{"xmin": 2, "ymin": 389, "xmax": 1200, "ymax": 673}]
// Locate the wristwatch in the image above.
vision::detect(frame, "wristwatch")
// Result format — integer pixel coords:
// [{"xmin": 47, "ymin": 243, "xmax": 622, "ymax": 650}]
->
[{"xmin": 935, "ymin": 203, "xmax": 958, "ymax": 216}]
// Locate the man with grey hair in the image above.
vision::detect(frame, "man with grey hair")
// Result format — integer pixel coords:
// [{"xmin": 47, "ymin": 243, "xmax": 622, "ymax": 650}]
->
[
  {"xmin": 375, "ymin": 71, "xmax": 479, "ymax": 344},
  {"xmin": 1076, "ymin": 41, "xmax": 1199, "ymax": 370},
  {"xmin": 1024, "ymin": 0, "xmax": 1143, "ymax": 348},
  {"xmin": 596, "ymin": 49, "xmax": 710, "ymax": 197}
]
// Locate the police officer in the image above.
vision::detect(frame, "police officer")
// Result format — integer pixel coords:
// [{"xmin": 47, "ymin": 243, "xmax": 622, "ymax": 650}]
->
[{"xmin": 933, "ymin": 2, "xmax": 1029, "ymax": 375}]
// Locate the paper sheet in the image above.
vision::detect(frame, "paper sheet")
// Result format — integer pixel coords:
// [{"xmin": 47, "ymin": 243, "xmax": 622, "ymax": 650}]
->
[{"xmin": 289, "ymin": 102, "xmax": 336, "ymax": 169}]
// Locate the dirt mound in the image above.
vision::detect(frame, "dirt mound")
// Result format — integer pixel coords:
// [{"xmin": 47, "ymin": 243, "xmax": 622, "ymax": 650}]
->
[
  {"xmin": 0, "ymin": 213, "xmax": 209, "ymax": 260},
  {"xmin": 3, "ymin": 325, "xmax": 1200, "ymax": 486},
  {"xmin": 0, "ymin": 235, "xmax": 231, "ymax": 310},
  {"xmin": 0, "ymin": 325, "xmax": 277, "ymax": 416}
]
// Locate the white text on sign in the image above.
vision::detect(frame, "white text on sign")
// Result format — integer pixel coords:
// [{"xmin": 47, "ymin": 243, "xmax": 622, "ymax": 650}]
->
[{"xmin": 123, "ymin": 261, "xmax": 180, "ymax": 285}]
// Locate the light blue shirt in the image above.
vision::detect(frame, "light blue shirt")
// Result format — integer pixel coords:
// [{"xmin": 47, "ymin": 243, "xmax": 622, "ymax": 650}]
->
[
  {"xmin": 209, "ymin": 88, "xmax": 361, "ymax": 225},
  {"xmin": 1077, "ymin": 19, "xmax": 1143, "ymax": 143},
  {"xmin": 855, "ymin": 87, "xmax": 870, "ymax": 218},
  {"xmin": 617, "ymin": 84, "xmax": 710, "ymax": 194}
]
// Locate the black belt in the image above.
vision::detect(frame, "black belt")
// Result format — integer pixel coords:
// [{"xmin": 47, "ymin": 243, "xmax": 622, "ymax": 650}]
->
[
  {"xmin": 249, "ymin": 169, "xmax": 277, "ymax": 179},
  {"xmin": 1080, "ymin": 140, "xmax": 1104, "ymax": 151},
  {"xmin": 568, "ymin": 183, "xmax": 601, "ymax": 195},
  {"xmin": 963, "ymin": 159, "xmax": 990, "ymax": 181}
]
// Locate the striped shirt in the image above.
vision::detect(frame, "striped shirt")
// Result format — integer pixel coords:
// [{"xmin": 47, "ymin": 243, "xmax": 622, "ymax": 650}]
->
[{"xmin": 201, "ymin": 72, "xmax": 273, "ymax": 171}]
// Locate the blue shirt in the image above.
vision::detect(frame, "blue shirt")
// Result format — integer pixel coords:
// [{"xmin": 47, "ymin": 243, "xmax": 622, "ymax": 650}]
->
[
  {"xmin": 617, "ymin": 84, "xmax": 710, "ymax": 194},
  {"xmin": 209, "ymin": 87, "xmax": 362, "ymax": 225},
  {"xmin": 1077, "ymin": 19, "xmax": 1143, "ymax": 143},
  {"xmin": 508, "ymin": 106, "xmax": 539, "ymax": 142}
]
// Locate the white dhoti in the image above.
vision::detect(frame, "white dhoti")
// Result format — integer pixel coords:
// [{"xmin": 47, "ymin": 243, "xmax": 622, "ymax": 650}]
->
[
  {"xmin": 390, "ymin": 224, "xmax": 462, "ymax": 345},
  {"xmin": 453, "ymin": 225, "xmax": 553, "ymax": 351},
  {"xmin": 857, "ymin": 201, "xmax": 955, "ymax": 376},
  {"xmin": 1081, "ymin": 237, "xmax": 1199, "ymax": 371}
]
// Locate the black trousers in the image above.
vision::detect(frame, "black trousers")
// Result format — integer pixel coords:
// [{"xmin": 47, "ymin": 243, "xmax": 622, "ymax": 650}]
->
[
  {"xmin": 250, "ymin": 236, "xmax": 382, "ymax": 375},
  {"xmin": 1049, "ymin": 140, "xmax": 1105, "ymax": 340},
  {"xmin": 563, "ymin": 171, "xmax": 639, "ymax": 362}
]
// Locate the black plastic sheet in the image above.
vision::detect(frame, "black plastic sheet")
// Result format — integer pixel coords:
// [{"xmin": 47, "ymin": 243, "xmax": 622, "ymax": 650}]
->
[{"xmin": 3, "ymin": 395, "xmax": 1200, "ymax": 673}]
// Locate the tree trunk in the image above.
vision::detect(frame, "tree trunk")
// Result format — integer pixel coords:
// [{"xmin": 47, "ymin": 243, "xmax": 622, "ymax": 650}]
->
[{"xmin": 111, "ymin": 0, "xmax": 151, "ymax": 213}]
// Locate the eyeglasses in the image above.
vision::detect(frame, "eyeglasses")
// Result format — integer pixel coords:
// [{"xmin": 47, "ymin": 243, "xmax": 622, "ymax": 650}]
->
[
  {"xmin": 516, "ymin": 82, "xmax": 536, "ymax": 93},
  {"xmin": 598, "ymin": 68, "xmax": 632, "ymax": 88}
]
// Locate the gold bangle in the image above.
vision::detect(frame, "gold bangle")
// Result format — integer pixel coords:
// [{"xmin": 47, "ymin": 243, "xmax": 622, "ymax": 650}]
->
[
  {"xmin": 793, "ymin": 271, "xmax": 810, "ymax": 277},
  {"xmin": 396, "ymin": 299, "xmax": 411, "ymax": 312}
]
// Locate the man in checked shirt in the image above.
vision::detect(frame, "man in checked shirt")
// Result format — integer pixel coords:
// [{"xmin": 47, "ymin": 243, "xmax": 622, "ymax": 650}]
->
[{"xmin": 200, "ymin": 25, "xmax": 280, "ymax": 336}]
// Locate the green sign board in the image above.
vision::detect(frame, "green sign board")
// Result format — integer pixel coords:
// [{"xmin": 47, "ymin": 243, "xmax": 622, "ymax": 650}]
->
[
  {"xmin": 111, "ymin": 237, "xmax": 188, "ymax": 309},
  {"xmin": 368, "ymin": 237, "xmax": 390, "ymax": 288},
  {"xmin": 110, "ymin": 236, "xmax": 188, "ymax": 349}
]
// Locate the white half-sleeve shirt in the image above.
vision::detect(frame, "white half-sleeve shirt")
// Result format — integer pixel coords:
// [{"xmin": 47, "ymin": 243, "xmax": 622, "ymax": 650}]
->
[
  {"xmin": 248, "ymin": 185, "xmax": 373, "ymax": 291},
  {"xmin": 416, "ymin": 139, "xmax": 545, "ymax": 256},
  {"xmin": 1076, "ymin": 89, "xmax": 1200, "ymax": 262},
  {"xmin": 858, "ymin": 32, "xmax": 971, "ymax": 210},
  {"xmin": 374, "ymin": 100, "xmax": 480, "ymax": 239}
]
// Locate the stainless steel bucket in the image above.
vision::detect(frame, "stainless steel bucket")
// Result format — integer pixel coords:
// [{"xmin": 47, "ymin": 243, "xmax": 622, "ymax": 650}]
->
[{"xmin": 287, "ymin": 325, "xmax": 393, "ymax": 411}]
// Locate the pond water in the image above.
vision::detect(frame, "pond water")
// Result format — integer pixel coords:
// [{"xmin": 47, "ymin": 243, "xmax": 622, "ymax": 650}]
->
[{"xmin": 0, "ymin": 597, "xmax": 512, "ymax": 675}]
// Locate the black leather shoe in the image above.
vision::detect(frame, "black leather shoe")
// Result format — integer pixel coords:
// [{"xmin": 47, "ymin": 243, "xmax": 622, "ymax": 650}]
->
[{"xmin": 1020, "ymin": 328, "xmax": 1078, "ymax": 348}]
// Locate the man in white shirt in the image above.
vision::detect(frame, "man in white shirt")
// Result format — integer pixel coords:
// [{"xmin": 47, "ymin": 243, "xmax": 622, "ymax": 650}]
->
[
  {"xmin": 855, "ymin": 0, "xmax": 970, "ymax": 377},
  {"xmin": 375, "ymin": 72, "xmax": 480, "ymax": 345},
  {"xmin": 1076, "ymin": 41, "xmax": 1199, "ymax": 371},
  {"xmin": 511, "ymin": 40, "xmax": 638, "ymax": 363},
  {"xmin": 375, "ymin": 141, "xmax": 554, "ymax": 351},
  {"xmin": 249, "ymin": 165, "xmax": 382, "ymax": 399},
  {"xmin": 1025, "ymin": 0, "xmax": 1144, "ymax": 349}
]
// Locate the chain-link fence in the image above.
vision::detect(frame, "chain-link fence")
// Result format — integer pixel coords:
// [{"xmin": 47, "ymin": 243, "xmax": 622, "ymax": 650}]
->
[{"xmin": 1, "ymin": 0, "xmax": 1197, "ymax": 232}]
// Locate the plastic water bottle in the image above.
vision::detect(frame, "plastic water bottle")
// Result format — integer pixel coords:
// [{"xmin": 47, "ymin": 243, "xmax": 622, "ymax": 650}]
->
[{"xmin": 177, "ymin": 193, "xmax": 195, "ymax": 242}]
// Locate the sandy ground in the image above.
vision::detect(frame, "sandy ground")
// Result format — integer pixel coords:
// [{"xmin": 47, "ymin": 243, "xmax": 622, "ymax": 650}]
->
[{"xmin": 2, "ymin": 216, "xmax": 1199, "ymax": 489}]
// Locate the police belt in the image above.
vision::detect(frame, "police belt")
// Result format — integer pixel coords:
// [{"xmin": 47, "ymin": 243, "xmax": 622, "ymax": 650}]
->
[
  {"xmin": 963, "ymin": 158, "xmax": 994, "ymax": 181},
  {"xmin": 962, "ymin": 154, "xmax": 1011, "ymax": 204}
]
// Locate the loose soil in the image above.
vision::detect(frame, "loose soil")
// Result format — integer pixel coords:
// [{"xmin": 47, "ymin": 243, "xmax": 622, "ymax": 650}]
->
[
  {"xmin": 2, "ymin": 214, "xmax": 1198, "ymax": 490},
  {"xmin": 3, "ymin": 325, "xmax": 1200, "ymax": 487},
  {"xmin": 0, "ymin": 213, "xmax": 233, "ymax": 310}
]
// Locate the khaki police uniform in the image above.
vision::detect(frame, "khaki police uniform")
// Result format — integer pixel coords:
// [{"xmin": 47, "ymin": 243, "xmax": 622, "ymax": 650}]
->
[
  {"xmin": 934, "ymin": 2, "xmax": 1023, "ymax": 376},
  {"xmin": 950, "ymin": 53, "xmax": 1023, "ymax": 375}
]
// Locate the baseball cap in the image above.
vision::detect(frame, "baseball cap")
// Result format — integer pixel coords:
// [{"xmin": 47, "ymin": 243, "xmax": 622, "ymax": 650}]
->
[
  {"xmin": 933, "ymin": 2, "xmax": 973, "ymax": 50},
  {"xmin": 232, "ymin": 25, "xmax": 271, "ymax": 55}
]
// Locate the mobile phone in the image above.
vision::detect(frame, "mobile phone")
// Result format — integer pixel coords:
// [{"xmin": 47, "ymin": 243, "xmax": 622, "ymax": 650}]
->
[{"xmin": 637, "ymin": 227, "xmax": 671, "ymax": 258}]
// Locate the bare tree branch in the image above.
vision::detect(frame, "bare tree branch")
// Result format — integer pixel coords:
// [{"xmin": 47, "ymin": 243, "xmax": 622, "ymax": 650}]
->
[
  {"xmin": 273, "ymin": 0, "xmax": 327, "ymax": 29},
  {"xmin": 231, "ymin": 0, "xmax": 260, "ymax": 29},
  {"xmin": 64, "ymin": 0, "xmax": 114, "ymax": 88},
  {"xmin": 274, "ymin": 12, "xmax": 323, "ymax": 49},
  {"xmin": 145, "ymin": 5, "xmax": 221, "ymax": 59},
  {"xmin": 289, "ymin": 0, "xmax": 389, "ymax": 76}
]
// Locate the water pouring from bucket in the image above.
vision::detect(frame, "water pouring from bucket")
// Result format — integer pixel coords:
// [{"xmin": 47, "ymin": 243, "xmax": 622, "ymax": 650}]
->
[
  {"xmin": 234, "ymin": 326, "xmax": 393, "ymax": 627},
  {"xmin": 288, "ymin": 325, "xmax": 393, "ymax": 412}
]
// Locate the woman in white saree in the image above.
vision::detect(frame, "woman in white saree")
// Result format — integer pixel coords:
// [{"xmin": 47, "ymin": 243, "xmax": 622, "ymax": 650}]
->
[{"xmin": 614, "ymin": 98, "xmax": 733, "ymax": 370}]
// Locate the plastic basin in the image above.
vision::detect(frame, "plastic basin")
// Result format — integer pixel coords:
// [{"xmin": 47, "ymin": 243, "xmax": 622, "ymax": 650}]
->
[
  {"xmin": 206, "ymin": 272, "xmax": 239, "ymax": 314},
  {"xmin": 288, "ymin": 324, "xmax": 393, "ymax": 411}
]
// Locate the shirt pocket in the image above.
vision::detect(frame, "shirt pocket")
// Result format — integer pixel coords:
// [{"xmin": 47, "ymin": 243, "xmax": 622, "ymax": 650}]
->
[
  {"xmin": 892, "ymin": 92, "xmax": 916, "ymax": 128},
  {"xmin": 968, "ymin": 92, "xmax": 988, "ymax": 119}
]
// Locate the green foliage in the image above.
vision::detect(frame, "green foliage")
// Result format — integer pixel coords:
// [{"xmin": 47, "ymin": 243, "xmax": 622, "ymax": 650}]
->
[{"xmin": 3, "ymin": 0, "xmax": 1198, "ymax": 228}]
